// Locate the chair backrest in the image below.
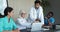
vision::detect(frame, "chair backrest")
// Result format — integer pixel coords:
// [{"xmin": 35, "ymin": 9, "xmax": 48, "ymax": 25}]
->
[
  {"xmin": 0, "ymin": 13, "xmax": 4, "ymax": 18},
  {"xmin": 31, "ymin": 22, "xmax": 43, "ymax": 31}
]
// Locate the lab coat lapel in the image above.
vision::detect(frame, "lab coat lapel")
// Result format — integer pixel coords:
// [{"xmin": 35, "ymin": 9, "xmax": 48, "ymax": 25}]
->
[
  {"xmin": 38, "ymin": 7, "xmax": 42, "ymax": 19},
  {"xmin": 33, "ymin": 7, "xmax": 37, "ymax": 18}
]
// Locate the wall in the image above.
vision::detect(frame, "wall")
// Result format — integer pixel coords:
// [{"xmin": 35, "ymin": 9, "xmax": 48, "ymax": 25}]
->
[
  {"xmin": 45, "ymin": 0, "xmax": 60, "ymax": 24},
  {"xmin": 8, "ymin": 0, "xmax": 60, "ymax": 24},
  {"xmin": 8, "ymin": 0, "xmax": 34, "ymax": 21}
]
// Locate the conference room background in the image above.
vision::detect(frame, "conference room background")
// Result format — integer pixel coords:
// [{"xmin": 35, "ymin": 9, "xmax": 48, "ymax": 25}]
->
[{"xmin": 0, "ymin": 0, "xmax": 60, "ymax": 24}]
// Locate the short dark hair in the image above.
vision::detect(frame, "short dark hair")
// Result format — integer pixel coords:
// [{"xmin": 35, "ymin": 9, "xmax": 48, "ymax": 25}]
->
[
  {"xmin": 4, "ymin": 7, "xmax": 13, "ymax": 16},
  {"xmin": 35, "ymin": 0, "xmax": 41, "ymax": 5},
  {"xmin": 48, "ymin": 11, "xmax": 54, "ymax": 17}
]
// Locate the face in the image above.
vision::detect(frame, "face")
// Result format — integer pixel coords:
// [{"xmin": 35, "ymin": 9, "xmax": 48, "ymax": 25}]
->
[
  {"xmin": 35, "ymin": 3, "xmax": 40, "ymax": 9},
  {"xmin": 47, "ymin": 15, "xmax": 50, "ymax": 18},
  {"xmin": 47, "ymin": 13, "xmax": 52, "ymax": 18},
  {"xmin": 21, "ymin": 13, "xmax": 26, "ymax": 18},
  {"xmin": 49, "ymin": 13, "xmax": 52, "ymax": 17},
  {"xmin": 8, "ymin": 11, "xmax": 14, "ymax": 17}
]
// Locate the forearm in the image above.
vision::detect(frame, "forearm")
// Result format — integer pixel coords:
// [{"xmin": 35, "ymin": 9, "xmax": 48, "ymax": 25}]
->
[
  {"xmin": 12, "ymin": 29, "xmax": 20, "ymax": 32},
  {"xmin": 48, "ymin": 20, "xmax": 52, "ymax": 26}
]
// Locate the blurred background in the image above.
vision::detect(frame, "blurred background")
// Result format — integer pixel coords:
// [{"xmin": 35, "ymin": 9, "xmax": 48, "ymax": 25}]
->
[{"xmin": 0, "ymin": 0, "xmax": 60, "ymax": 24}]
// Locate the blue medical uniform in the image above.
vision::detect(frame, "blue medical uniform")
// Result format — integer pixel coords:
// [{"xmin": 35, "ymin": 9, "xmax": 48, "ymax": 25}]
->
[
  {"xmin": 0, "ymin": 16, "xmax": 17, "ymax": 32},
  {"xmin": 44, "ymin": 17, "xmax": 55, "ymax": 25}
]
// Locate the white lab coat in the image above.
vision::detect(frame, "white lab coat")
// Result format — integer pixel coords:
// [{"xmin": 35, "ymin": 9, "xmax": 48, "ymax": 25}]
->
[
  {"xmin": 0, "ymin": 0, "xmax": 7, "ymax": 15},
  {"xmin": 29, "ymin": 6, "xmax": 44, "ymax": 24},
  {"xmin": 16, "ymin": 17, "xmax": 31, "ymax": 30}
]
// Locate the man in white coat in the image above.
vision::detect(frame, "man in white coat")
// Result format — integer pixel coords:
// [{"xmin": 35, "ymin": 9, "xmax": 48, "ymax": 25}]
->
[{"xmin": 29, "ymin": 0, "xmax": 44, "ymax": 25}]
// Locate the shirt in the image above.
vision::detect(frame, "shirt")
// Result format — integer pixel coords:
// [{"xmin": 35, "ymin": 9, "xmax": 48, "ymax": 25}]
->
[
  {"xmin": 44, "ymin": 17, "xmax": 55, "ymax": 25},
  {"xmin": 0, "ymin": 16, "xmax": 17, "ymax": 32},
  {"xmin": 16, "ymin": 17, "xmax": 31, "ymax": 30},
  {"xmin": 29, "ymin": 6, "xmax": 44, "ymax": 24}
]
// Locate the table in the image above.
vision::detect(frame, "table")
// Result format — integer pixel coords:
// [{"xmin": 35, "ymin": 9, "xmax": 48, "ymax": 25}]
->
[
  {"xmin": 31, "ymin": 30, "xmax": 60, "ymax": 32},
  {"xmin": 27, "ymin": 23, "xmax": 60, "ymax": 32},
  {"xmin": 27, "ymin": 26, "xmax": 60, "ymax": 32}
]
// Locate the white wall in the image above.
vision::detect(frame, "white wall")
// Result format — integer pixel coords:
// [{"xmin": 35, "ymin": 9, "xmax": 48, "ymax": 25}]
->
[{"xmin": 8, "ymin": 0, "xmax": 34, "ymax": 21}]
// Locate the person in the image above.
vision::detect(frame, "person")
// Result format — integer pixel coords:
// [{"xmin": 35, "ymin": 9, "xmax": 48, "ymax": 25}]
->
[
  {"xmin": 0, "ymin": 7, "xmax": 20, "ymax": 32},
  {"xmin": 43, "ymin": 11, "xmax": 55, "ymax": 27},
  {"xmin": 28, "ymin": 0, "xmax": 44, "ymax": 25},
  {"xmin": 16, "ymin": 10, "xmax": 31, "ymax": 32}
]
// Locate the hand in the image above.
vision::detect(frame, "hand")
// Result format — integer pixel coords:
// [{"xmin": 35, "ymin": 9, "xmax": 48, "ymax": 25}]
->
[
  {"xmin": 35, "ymin": 19, "xmax": 40, "ymax": 22},
  {"xmin": 45, "ymin": 17, "xmax": 48, "ymax": 19},
  {"xmin": 12, "ymin": 29, "xmax": 20, "ymax": 32},
  {"xmin": 42, "ymin": 24, "xmax": 45, "ymax": 27}
]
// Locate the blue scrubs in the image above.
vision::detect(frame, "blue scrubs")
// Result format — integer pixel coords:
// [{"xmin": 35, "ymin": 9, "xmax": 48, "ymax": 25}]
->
[
  {"xmin": 44, "ymin": 17, "xmax": 55, "ymax": 25},
  {"xmin": 0, "ymin": 16, "xmax": 17, "ymax": 32}
]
